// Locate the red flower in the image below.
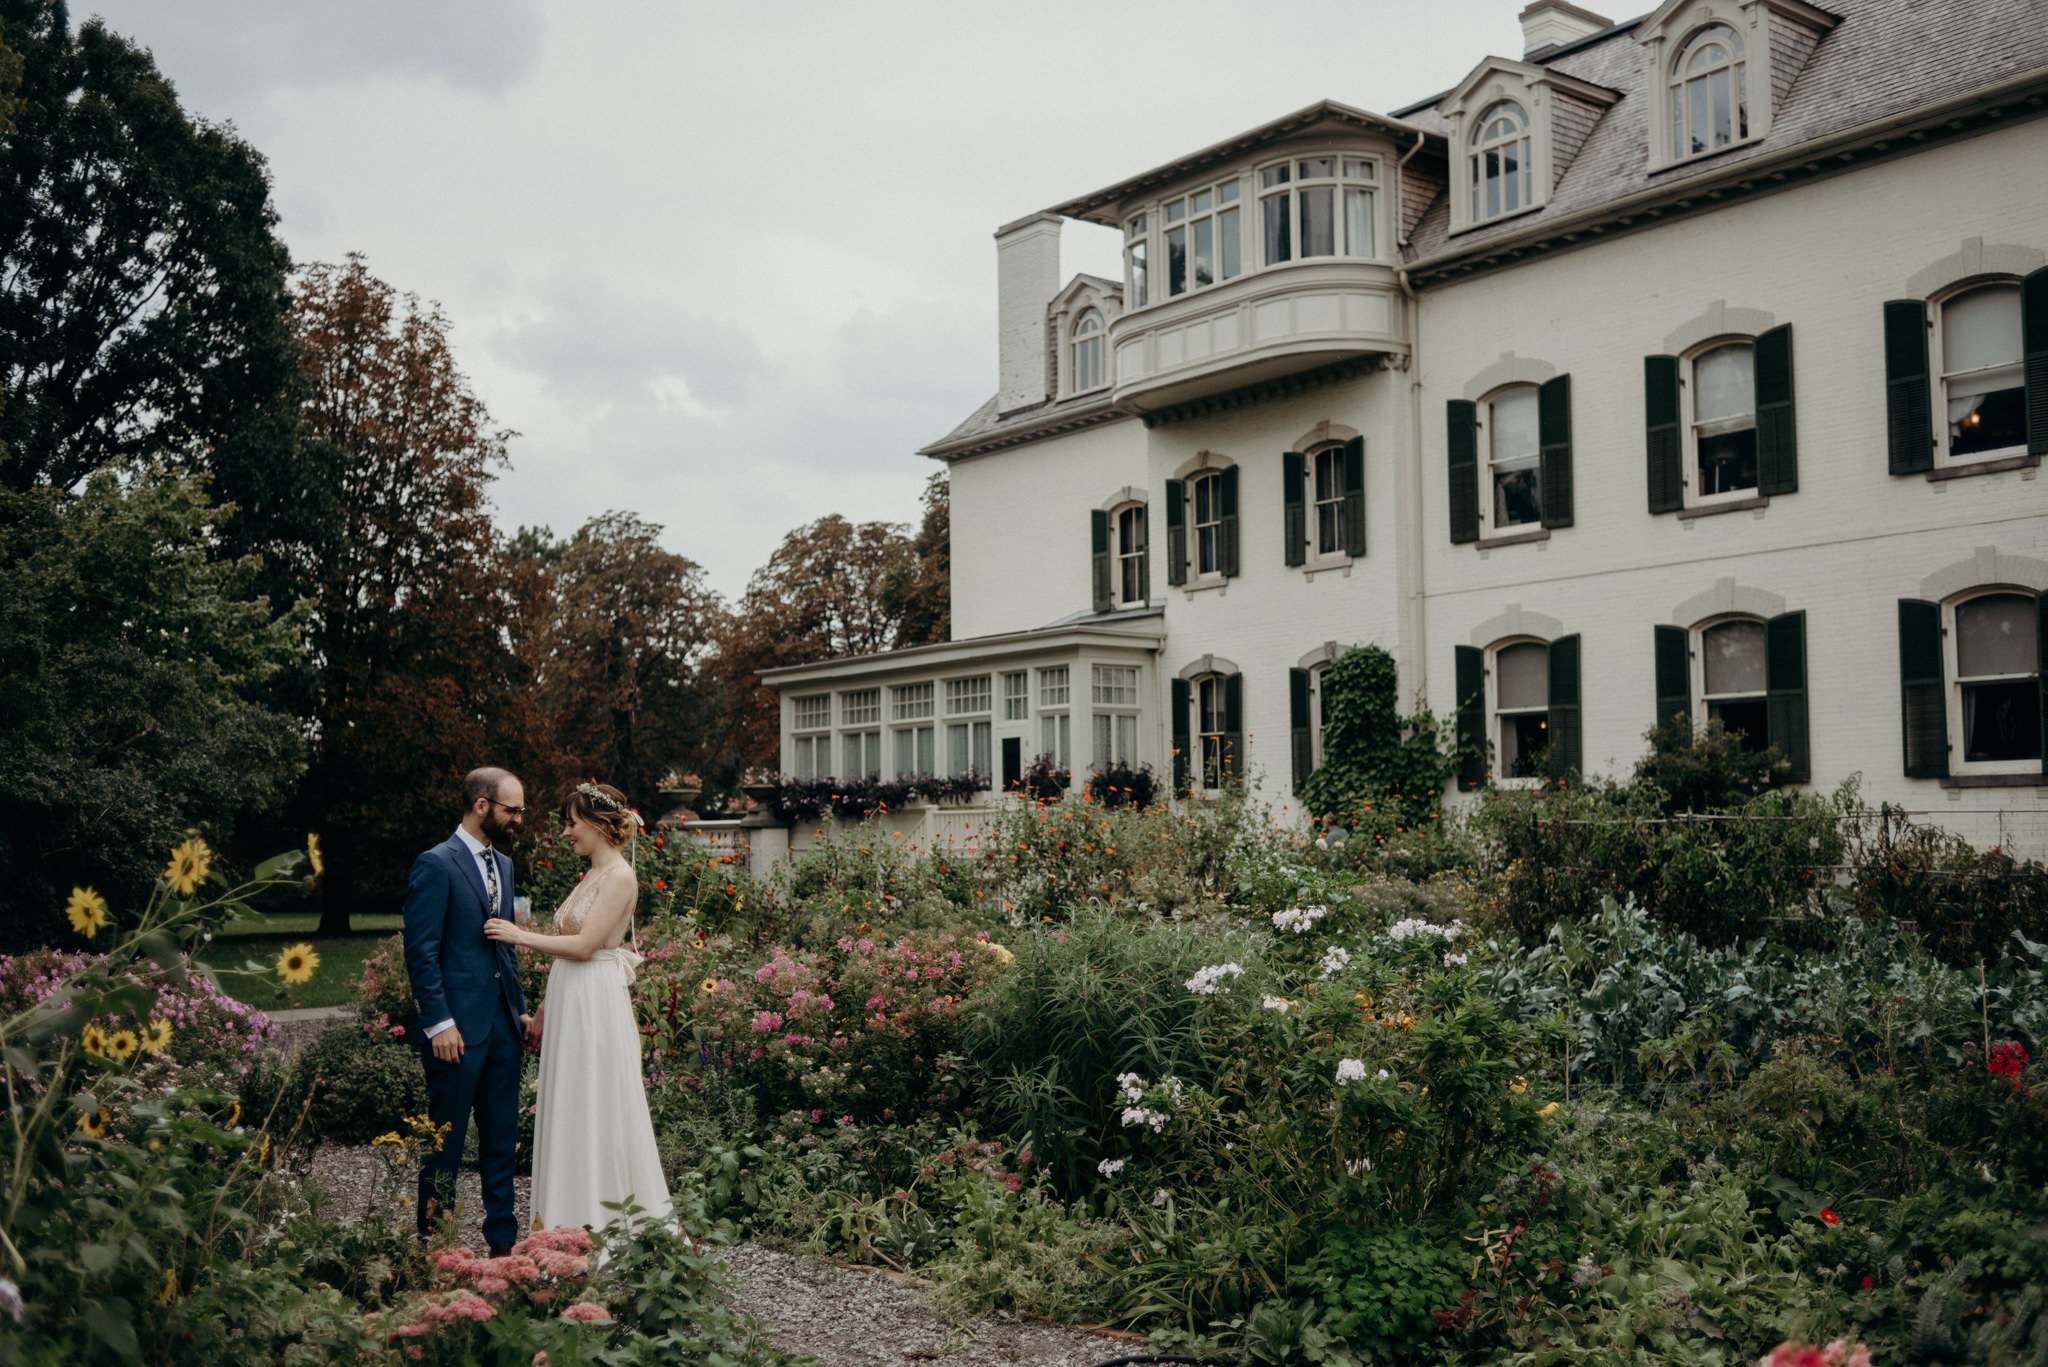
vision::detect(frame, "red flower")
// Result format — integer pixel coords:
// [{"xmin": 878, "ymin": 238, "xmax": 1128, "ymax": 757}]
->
[
  {"xmin": 1818, "ymin": 1208, "xmax": 1839, "ymax": 1225},
  {"xmin": 1860, "ymin": 1275, "xmax": 1873, "ymax": 1289}
]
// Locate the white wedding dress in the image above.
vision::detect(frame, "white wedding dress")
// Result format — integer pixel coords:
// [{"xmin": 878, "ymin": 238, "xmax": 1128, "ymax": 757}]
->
[{"xmin": 528, "ymin": 868, "xmax": 672, "ymax": 1232}]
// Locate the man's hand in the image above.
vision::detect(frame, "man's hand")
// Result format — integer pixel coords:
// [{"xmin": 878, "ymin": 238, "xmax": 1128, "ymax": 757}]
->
[
  {"xmin": 431, "ymin": 1023, "xmax": 466, "ymax": 1064},
  {"xmin": 521, "ymin": 1012, "xmax": 543, "ymax": 1052}
]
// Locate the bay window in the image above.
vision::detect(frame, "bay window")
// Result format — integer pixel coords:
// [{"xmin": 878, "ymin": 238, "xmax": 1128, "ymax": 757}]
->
[{"xmin": 1259, "ymin": 157, "xmax": 1377, "ymax": 267}]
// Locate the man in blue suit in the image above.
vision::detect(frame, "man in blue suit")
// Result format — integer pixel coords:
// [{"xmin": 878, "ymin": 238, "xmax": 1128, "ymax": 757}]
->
[{"xmin": 404, "ymin": 766, "xmax": 535, "ymax": 1255}]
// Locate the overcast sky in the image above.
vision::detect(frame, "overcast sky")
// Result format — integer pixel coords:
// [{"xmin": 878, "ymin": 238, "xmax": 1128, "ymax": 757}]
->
[{"xmin": 84, "ymin": 0, "xmax": 1528, "ymax": 600}]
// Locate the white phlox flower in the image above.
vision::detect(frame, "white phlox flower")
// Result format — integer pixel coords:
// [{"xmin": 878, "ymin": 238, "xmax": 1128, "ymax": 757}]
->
[
  {"xmin": 1271, "ymin": 904, "xmax": 1330, "ymax": 935},
  {"xmin": 1152, "ymin": 1188, "xmax": 1170, "ymax": 1207},
  {"xmin": 1097, "ymin": 1158, "xmax": 1125, "ymax": 1177},
  {"xmin": 1443, "ymin": 951, "xmax": 1470, "ymax": 967},
  {"xmin": 1334, "ymin": 1058, "xmax": 1368, "ymax": 1086},
  {"xmin": 1185, "ymin": 962, "xmax": 1245, "ymax": 995},
  {"xmin": 1115, "ymin": 1071, "xmax": 1146, "ymax": 1105},
  {"xmin": 1121, "ymin": 1107, "xmax": 1170, "ymax": 1133},
  {"xmin": 1317, "ymin": 946, "xmax": 1350, "ymax": 979},
  {"xmin": 1377, "ymin": 1068, "xmax": 1390, "ymax": 1081},
  {"xmin": 1388, "ymin": 917, "xmax": 1466, "ymax": 944},
  {"xmin": 1261, "ymin": 995, "xmax": 1290, "ymax": 1012}
]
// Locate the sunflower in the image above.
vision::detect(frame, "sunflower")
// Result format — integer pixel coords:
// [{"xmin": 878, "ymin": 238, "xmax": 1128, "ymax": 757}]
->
[
  {"xmin": 140, "ymin": 1018, "xmax": 173, "ymax": 1055},
  {"xmin": 65, "ymin": 886, "xmax": 109, "ymax": 938},
  {"xmin": 306, "ymin": 832, "xmax": 325, "ymax": 879},
  {"xmin": 164, "ymin": 837, "xmax": 212, "ymax": 897},
  {"xmin": 275, "ymin": 942, "xmax": 321, "ymax": 985},
  {"xmin": 699, "ymin": 977, "xmax": 718, "ymax": 995},
  {"xmin": 80, "ymin": 1023, "xmax": 108, "ymax": 1058},
  {"xmin": 79, "ymin": 1106, "xmax": 110, "ymax": 1139},
  {"xmin": 105, "ymin": 1030, "xmax": 139, "ymax": 1063}
]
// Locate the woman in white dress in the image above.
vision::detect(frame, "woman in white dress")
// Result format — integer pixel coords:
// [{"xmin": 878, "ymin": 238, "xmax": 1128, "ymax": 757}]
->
[{"xmin": 483, "ymin": 781, "xmax": 671, "ymax": 1232}]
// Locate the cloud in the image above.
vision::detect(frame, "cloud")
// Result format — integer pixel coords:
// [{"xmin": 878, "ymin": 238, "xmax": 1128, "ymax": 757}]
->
[
  {"xmin": 80, "ymin": 1, "xmax": 546, "ymax": 107},
  {"xmin": 488, "ymin": 279, "xmax": 773, "ymax": 411}
]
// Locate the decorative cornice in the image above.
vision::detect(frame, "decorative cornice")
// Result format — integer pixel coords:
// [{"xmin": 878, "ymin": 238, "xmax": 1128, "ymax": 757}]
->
[
  {"xmin": 1141, "ymin": 356, "xmax": 1387, "ymax": 429},
  {"xmin": 921, "ymin": 399, "xmax": 1128, "ymax": 462}
]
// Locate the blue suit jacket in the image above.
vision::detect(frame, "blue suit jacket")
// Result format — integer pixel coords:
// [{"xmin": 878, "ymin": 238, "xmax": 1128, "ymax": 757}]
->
[{"xmin": 402, "ymin": 835, "xmax": 527, "ymax": 1044}]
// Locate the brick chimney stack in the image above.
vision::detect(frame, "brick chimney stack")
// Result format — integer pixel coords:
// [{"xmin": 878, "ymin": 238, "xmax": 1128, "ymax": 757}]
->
[
  {"xmin": 1519, "ymin": 0, "xmax": 1612, "ymax": 57},
  {"xmin": 994, "ymin": 212, "xmax": 1063, "ymax": 415}
]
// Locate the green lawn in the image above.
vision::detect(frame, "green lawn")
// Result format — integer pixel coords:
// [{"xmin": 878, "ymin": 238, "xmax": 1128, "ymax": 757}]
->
[{"xmin": 209, "ymin": 913, "xmax": 402, "ymax": 1011}]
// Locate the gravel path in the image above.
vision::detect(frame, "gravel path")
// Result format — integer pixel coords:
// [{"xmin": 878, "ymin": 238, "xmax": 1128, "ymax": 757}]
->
[
  {"xmin": 300, "ymin": 1145, "xmax": 1136, "ymax": 1365},
  {"xmin": 722, "ymin": 1244, "xmax": 1138, "ymax": 1367}
]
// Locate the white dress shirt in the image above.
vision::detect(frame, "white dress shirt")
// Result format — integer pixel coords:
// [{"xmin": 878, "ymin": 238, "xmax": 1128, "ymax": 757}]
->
[{"xmin": 423, "ymin": 827, "xmax": 500, "ymax": 1040}]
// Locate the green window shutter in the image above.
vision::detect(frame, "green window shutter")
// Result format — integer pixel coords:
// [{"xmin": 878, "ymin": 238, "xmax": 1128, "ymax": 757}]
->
[
  {"xmin": 1885, "ymin": 300, "xmax": 1934, "ymax": 476},
  {"xmin": 1171, "ymin": 676, "xmax": 1191, "ymax": 794},
  {"xmin": 1644, "ymin": 355, "xmax": 1683, "ymax": 514},
  {"xmin": 1455, "ymin": 644, "xmax": 1486, "ymax": 790},
  {"xmin": 1654, "ymin": 624, "xmax": 1691, "ymax": 728},
  {"xmin": 1290, "ymin": 667, "xmax": 1312, "ymax": 795},
  {"xmin": 1446, "ymin": 400, "xmax": 1480, "ymax": 544},
  {"xmin": 1222, "ymin": 672, "xmax": 1244, "ymax": 784},
  {"xmin": 1283, "ymin": 452, "xmax": 1306, "ymax": 567},
  {"xmin": 1755, "ymin": 324, "xmax": 1798, "ymax": 496},
  {"xmin": 2038, "ymin": 593, "xmax": 2048, "ymax": 780},
  {"xmin": 1219, "ymin": 465, "xmax": 1240, "ymax": 578},
  {"xmin": 1897, "ymin": 598, "xmax": 1947, "ymax": 778},
  {"xmin": 1090, "ymin": 509, "xmax": 1112, "ymax": 614},
  {"xmin": 1546, "ymin": 634, "xmax": 1582, "ymax": 780},
  {"xmin": 1766, "ymin": 611, "xmax": 1810, "ymax": 784},
  {"xmin": 2024, "ymin": 267, "xmax": 2048, "ymax": 457},
  {"xmin": 1538, "ymin": 375, "xmax": 1574, "ymax": 529},
  {"xmin": 1342, "ymin": 436, "xmax": 1368, "ymax": 557},
  {"xmin": 1165, "ymin": 479, "xmax": 1187, "ymax": 586},
  {"xmin": 1135, "ymin": 503, "xmax": 1150, "ymax": 602}
]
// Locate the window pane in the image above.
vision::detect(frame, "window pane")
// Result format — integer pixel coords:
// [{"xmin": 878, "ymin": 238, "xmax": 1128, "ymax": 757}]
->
[
  {"xmin": 1344, "ymin": 187, "xmax": 1374, "ymax": 257},
  {"xmin": 1039, "ymin": 666, "xmax": 1069, "ymax": 707},
  {"xmin": 1711, "ymin": 68, "xmax": 1732, "ymax": 147},
  {"xmin": 1485, "ymin": 150, "xmax": 1502, "ymax": 218},
  {"xmin": 1165, "ymin": 200, "xmax": 1185, "ymax": 223},
  {"xmin": 1219, "ymin": 181, "xmax": 1239, "ymax": 203},
  {"xmin": 1093, "ymin": 713, "xmax": 1111, "ymax": 768},
  {"xmin": 1117, "ymin": 714, "xmax": 1137, "ymax": 765},
  {"xmin": 1698, "ymin": 429, "xmax": 1758, "ymax": 494},
  {"xmin": 1261, "ymin": 164, "xmax": 1290, "ymax": 188},
  {"xmin": 1199, "ymin": 677, "xmax": 1224, "ymax": 733},
  {"xmin": 1167, "ymin": 226, "xmax": 1187, "ymax": 296},
  {"xmin": 1192, "ymin": 217, "xmax": 1214, "ymax": 288},
  {"xmin": 1501, "ymin": 140, "xmax": 1523, "ymax": 213},
  {"xmin": 1494, "ymin": 467, "xmax": 1541, "ymax": 527},
  {"xmin": 1219, "ymin": 208, "xmax": 1241, "ymax": 279},
  {"xmin": 1500, "ymin": 712, "xmax": 1548, "ymax": 778},
  {"xmin": 1963, "ymin": 680, "xmax": 2042, "ymax": 761},
  {"xmin": 1003, "ymin": 672, "xmax": 1029, "ymax": 721},
  {"xmin": 1694, "ymin": 344, "xmax": 1755, "ymax": 423},
  {"xmin": 1315, "ymin": 447, "xmax": 1339, "ymax": 502},
  {"xmin": 1491, "ymin": 389, "xmax": 1541, "ymax": 462},
  {"xmin": 1702, "ymin": 620, "xmax": 1766, "ymax": 696},
  {"xmin": 794, "ymin": 735, "xmax": 813, "ymax": 780},
  {"xmin": 1950, "ymin": 380, "xmax": 2027, "ymax": 455},
  {"xmin": 1707, "ymin": 697, "xmax": 1768, "ymax": 749},
  {"xmin": 1193, "ymin": 190, "xmax": 1212, "ymax": 213},
  {"xmin": 1945, "ymin": 286, "xmax": 2023, "ymax": 373},
  {"xmin": 1129, "ymin": 240, "xmax": 1147, "ymax": 308},
  {"xmin": 1263, "ymin": 194, "xmax": 1292, "ymax": 265},
  {"xmin": 949, "ymin": 723, "xmax": 969, "ymax": 775},
  {"xmin": 1957, "ymin": 595, "xmax": 2038, "ymax": 677},
  {"xmin": 1300, "ymin": 187, "xmax": 1335, "ymax": 257},
  {"xmin": 1299, "ymin": 158, "xmax": 1334, "ymax": 178},
  {"xmin": 893, "ymin": 728, "xmax": 913, "ymax": 777},
  {"xmin": 973, "ymin": 721, "xmax": 991, "ymax": 776},
  {"xmin": 1496, "ymin": 643, "xmax": 1549, "ymax": 711},
  {"xmin": 1342, "ymin": 158, "xmax": 1374, "ymax": 180},
  {"xmin": 917, "ymin": 725, "xmax": 934, "ymax": 774},
  {"xmin": 1688, "ymin": 76, "xmax": 1708, "ymax": 155}
]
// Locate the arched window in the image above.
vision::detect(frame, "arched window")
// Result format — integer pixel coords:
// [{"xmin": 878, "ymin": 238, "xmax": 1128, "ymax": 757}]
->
[
  {"xmin": 1491, "ymin": 639, "xmax": 1551, "ymax": 779},
  {"xmin": 1672, "ymin": 24, "xmax": 1747, "ymax": 160},
  {"xmin": 1470, "ymin": 101, "xmax": 1532, "ymax": 222},
  {"xmin": 1071, "ymin": 309, "xmax": 1106, "ymax": 393},
  {"xmin": 1952, "ymin": 591, "xmax": 2041, "ymax": 767},
  {"xmin": 1697, "ymin": 618, "xmax": 1768, "ymax": 748},
  {"xmin": 1939, "ymin": 284, "xmax": 2026, "ymax": 460},
  {"xmin": 1690, "ymin": 340, "xmax": 1758, "ymax": 497},
  {"xmin": 1115, "ymin": 502, "xmax": 1147, "ymax": 605}
]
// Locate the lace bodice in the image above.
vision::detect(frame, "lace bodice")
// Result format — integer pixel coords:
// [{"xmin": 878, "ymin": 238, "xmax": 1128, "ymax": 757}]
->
[{"xmin": 551, "ymin": 864, "xmax": 634, "ymax": 949}]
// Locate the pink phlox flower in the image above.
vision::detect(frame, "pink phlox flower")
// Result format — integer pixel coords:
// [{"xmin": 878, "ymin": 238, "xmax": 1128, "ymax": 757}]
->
[
  {"xmin": 755, "ymin": 964, "xmax": 777, "ymax": 981},
  {"xmin": 1759, "ymin": 1344, "xmax": 1832, "ymax": 1367},
  {"xmin": 750, "ymin": 1011, "xmax": 784, "ymax": 1033},
  {"xmin": 477, "ymin": 1275, "xmax": 509, "ymax": 1295}
]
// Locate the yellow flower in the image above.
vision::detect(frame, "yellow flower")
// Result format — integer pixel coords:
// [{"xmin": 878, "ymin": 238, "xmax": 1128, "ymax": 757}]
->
[
  {"xmin": 65, "ymin": 886, "xmax": 109, "ymax": 938},
  {"xmin": 275, "ymin": 942, "xmax": 320, "ymax": 985},
  {"xmin": 224, "ymin": 1102, "xmax": 241, "ymax": 1129},
  {"xmin": 1537, "ymin": 1101, "xmax": 1561, "ymax": 1118},
  {"xmin": 159, "ymin": 1267, "xmax": 178, "ymax": 1305},
  {"xmin": 81, "ymin": 1023, "xmax": 108, "ymax": 1058},
  {"xmin": 140, "ymin": 1018, "xmax": 173, "ymax": 1055},
  {"xmin": 699, "ymin": 977, "xmax": 718, "ymax": 994},
  {"xmin": 79, "ymin": 1106, "xmax": 110, "ymax": 1139},
  {"xmin": 164, "ymin": 837, "xmax": 212, "ymax": 897},
  {"xmin": 1508, "ymin": 1075, "xmax": 1528, "ymax": 1095},
  {"xmin": 105, "ymin": 1030, "xmax": 139, "ymax": 1063},
  {"xmin": 253, "ymin": 1133, "xmax": 272, "ymax": 1165},
  {"xmin": 372, "ymin": 1131, "xmax": 402, "ymax": 1148},
  {"xmin": 306, "ymin": 832, "xmax": 325, "ymax": 878}
]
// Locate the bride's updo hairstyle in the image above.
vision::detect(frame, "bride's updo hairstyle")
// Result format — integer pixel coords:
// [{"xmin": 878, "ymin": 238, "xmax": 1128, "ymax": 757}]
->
[{"xmin": 562, "ymin": 781, "xmax": 636, "ymax": 849}]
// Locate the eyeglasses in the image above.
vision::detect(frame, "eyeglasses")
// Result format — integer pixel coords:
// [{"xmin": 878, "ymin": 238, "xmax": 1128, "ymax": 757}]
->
[{"xmin": 488, "ymin": 800, "xmax": 528, "ymax": 817}]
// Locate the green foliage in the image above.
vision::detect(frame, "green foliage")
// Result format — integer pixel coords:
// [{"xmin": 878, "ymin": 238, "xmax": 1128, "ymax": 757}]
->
[
  {"xmin": 284, "ymin": 1021, "xmax": 431, "ymax": 1147},
  {"xmin": 1636, "ymin": 716, "xmax": 1790, "ymax": 814},
  {"xmin": 0, "ymin": 472, "xmax": 305, "ymax": 951},
  {"xmin": 1306, "ymin": 1226, "xmax": 1467, "ymax": 1360},
  {"xmin": 1299, "ymin": 646, "xmax": 1459, "ymax": 833}
]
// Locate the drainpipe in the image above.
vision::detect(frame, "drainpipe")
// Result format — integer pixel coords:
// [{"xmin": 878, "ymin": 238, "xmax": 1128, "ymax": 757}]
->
[{"xmin": 1392, "ymin": 128, "xmax": 1429, "ymax": 710}]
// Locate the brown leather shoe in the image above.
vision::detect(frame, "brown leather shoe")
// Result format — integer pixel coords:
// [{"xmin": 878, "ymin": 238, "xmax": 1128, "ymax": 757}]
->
[{"xmin": 487, "ymin": 1242, "xmax": 513, "ymax": 1259}]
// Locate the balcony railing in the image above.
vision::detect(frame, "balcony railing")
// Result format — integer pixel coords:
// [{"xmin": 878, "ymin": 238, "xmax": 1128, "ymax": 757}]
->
[{"xmin": 1108, "ymin": 261, "xmax": 1407, "ymax": 413}]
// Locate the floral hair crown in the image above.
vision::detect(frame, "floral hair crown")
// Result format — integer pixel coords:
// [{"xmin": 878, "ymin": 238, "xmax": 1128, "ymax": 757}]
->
[{"xmin": 574, "ymin": 781, "xmax": 626, "ymax": 812}]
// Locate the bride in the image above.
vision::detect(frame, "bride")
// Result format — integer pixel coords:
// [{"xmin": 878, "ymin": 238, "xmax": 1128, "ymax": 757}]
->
[{"xmin": 484, "ymin": 781, "xmax": 671, "ymax": 1232}]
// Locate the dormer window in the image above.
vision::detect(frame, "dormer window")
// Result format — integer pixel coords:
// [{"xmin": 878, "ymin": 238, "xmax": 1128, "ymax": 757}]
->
[
  {"xmin": 1071, "ymin": 309, "xmax": 1106, "ymax": 393},
  {"xmin": 1671, "ymin": 24, "xmax": 1748, "ymax": 161},
  {"xmin": 1258, "ymin": 158, "xmax": 1377, "ymax": 267},
  {"xmin": 1471, "ymin": 101, "xmax": 1533, "ymax": 222}
]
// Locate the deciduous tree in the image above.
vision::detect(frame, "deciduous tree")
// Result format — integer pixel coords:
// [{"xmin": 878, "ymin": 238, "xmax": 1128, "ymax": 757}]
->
[{"xmin": 877, "ymin": 471, "xmax": 950, "ymax": 649}]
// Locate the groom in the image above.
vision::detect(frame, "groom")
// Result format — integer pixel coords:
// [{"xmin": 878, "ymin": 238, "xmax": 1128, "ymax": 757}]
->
[{"xmin": 403, "ymin": 766, "xmax": 535, "ymax": 1255}]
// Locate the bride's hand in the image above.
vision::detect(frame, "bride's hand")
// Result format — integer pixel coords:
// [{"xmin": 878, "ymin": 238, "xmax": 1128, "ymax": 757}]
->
[{"xmin": 482, "ymin": 917, "xmax": 522, "ymax": 947}]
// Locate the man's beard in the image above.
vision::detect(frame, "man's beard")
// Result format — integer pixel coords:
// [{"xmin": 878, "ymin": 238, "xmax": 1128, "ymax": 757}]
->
[{"xmin": 481, "ymin": 810, "xmax": 520, "ymax": 846}]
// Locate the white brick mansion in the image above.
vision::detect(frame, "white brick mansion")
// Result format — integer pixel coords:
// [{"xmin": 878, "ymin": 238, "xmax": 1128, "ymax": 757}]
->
[{"xmin": 764, "ymin": 0, "xmax": 2048, "ymax": 847}]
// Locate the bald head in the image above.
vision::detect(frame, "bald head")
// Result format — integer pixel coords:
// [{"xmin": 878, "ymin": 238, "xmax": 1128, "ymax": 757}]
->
[{"xmin": 462, "ymin": 767, "xmax": 517, "ymax": 810}]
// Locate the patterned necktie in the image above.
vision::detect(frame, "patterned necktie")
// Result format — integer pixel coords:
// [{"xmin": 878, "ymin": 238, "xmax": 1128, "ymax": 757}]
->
[{"xmin": 481, "ymin": 847, "xmax": 500, "ymax": 915}]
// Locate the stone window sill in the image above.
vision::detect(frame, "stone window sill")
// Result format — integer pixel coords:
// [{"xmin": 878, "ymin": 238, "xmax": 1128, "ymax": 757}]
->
[
  {"xmin": 1938, "ymin": 773, "xmax": 2046, "ymax": 790},
  {"xmin": 1677, "ymin": 495, "xmax": 1769, "ymax": 520},
  {"xmin": 1475, "ymin": 528, "xmax": 1550, "ymax": 550},
  {"xmin": 1180, "ymin": 576, "xmax": 1229, "ymax": 599},
  {"xmin": 1303, "ymin": 556, "xmax": 1354, "ymax": 581},
  {"xmin": 1926, "ymin": 452, "xmax": 2039, "ymax": 482}
]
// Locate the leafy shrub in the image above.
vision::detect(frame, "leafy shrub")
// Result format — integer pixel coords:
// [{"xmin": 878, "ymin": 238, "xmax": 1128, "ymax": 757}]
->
[
  {"xmin": 1305, "ymin": 1225, "xmax": 1468, "ymax": 1360},
  {"xmin": 1634, "ymin": 714, "xmax": 1790, "ymax": 813},
  {"xmin": 1299, "ymin": 645, "xmax": 1460, "ymax": 834},
  {"xmin": 291, "ymin": 1021, "xmax": 431, "ymax": 1145},
  {"xmin": 1086, "ymin": 760, "xmax": 1160, "ymax": 810}
]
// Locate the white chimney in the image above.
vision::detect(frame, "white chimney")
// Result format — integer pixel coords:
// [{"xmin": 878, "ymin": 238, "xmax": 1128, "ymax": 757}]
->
[
  {"xmin": 994, "ymin": 212, "xmax": 1063, "ymax": 415},
  {"xmin": 1519, "ymin": 0, "xmax": 1611, "ymax": 57}
]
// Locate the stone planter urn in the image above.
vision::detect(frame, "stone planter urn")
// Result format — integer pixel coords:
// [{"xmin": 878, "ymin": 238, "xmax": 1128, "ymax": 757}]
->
[{"xmin": 655, "ymin": 788, "xmax": 700, "ymax": 828}]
